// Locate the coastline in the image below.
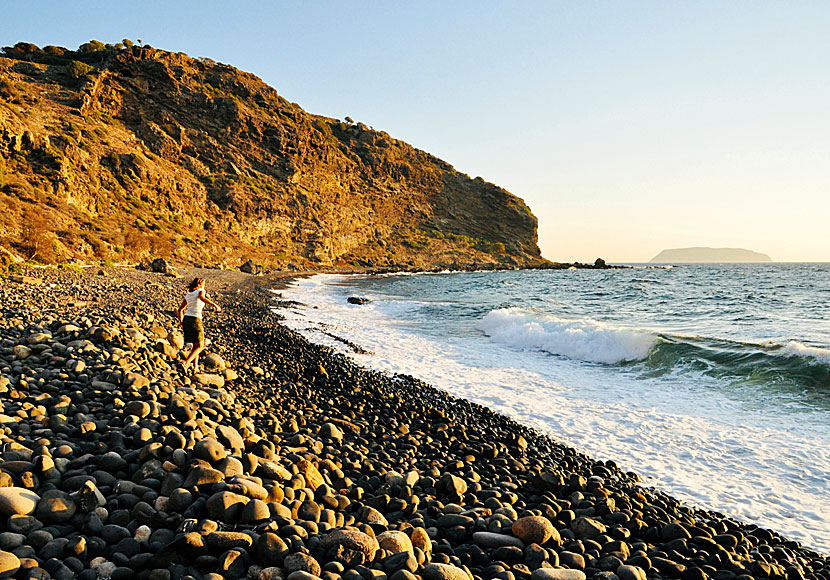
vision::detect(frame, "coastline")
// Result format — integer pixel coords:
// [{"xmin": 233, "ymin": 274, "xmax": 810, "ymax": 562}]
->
[{"xmin": 0, "ymin": 265, "xmax": 826, "ymax": 580}]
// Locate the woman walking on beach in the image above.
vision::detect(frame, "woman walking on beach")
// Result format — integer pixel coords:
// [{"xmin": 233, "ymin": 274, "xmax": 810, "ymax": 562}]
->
[{"xmin": 177, "ymin": 277, "xmax": 221, "ymax": 373}]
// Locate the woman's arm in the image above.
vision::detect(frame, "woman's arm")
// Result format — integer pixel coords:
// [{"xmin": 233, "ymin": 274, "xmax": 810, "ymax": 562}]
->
[
  {"xmin": 199, "ymin": 291, "xmax": 222, "ymax": 312},
  {"xmin": 177, "ymin": 298, "xmax": 188, "ymax": 324}
]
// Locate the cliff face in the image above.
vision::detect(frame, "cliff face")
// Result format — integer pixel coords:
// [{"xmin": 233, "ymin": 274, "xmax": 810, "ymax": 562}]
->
[{"xmin": 0, "ymin": 43, "xmax": 543, "ymax": 270}]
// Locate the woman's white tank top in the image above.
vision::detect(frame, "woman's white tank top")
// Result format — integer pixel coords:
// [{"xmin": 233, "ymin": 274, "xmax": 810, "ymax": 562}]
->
[{"xmin": 184, "ymin": 289, "xmax": 205, "ymax": 318}]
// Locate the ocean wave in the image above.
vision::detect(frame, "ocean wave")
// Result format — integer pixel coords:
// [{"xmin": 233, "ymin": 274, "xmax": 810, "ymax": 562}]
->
[
  {"xmin": 780, "ymin": 341, "xmax": 830, "ymax": 364},
  {"xmin": 476, "ymin": 309, "xmax": 830, "ymax": 394},
  {"xmin": 476, "ymin": 308, "xmax": 656, "ymax": 364},
  {"xmin": 641, "ymin": 336, "xmax": 830, "ymax": 398}
]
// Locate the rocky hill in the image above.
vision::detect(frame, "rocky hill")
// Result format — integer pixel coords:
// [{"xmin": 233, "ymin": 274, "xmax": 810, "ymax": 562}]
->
[
  {"xmin": 650, "ymin": 247, "xmax": 772, "ymax": 263},
  {"xmin": 0, "ymin": 41, "xmax": 544, "ymax": 271}
]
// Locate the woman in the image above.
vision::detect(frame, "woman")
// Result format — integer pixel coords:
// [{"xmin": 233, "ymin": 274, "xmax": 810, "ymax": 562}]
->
[{"xmin": 177, "ymin": 277, "xmax": 221, "ymax": 373}]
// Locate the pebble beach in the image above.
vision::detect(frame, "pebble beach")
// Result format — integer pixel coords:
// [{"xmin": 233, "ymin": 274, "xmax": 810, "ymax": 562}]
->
[{"xmin": 0, "ymin": 266, "xmax": 827, "ymax": 580}]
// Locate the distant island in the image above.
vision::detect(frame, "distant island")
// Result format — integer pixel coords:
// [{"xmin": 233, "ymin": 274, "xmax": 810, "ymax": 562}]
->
[{"xmin": 650, "ymin": 247, "xmax": 773, "ymax": 263}]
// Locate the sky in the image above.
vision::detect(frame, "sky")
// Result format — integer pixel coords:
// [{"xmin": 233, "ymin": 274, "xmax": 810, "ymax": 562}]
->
[{"xmin": 2, "ymin": 1, "xmax": 828, "ymax": 262}]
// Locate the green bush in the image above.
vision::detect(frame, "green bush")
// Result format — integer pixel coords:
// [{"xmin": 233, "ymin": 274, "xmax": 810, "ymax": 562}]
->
[
  {"xmin": 78, "ymin": 40, "xmax": 105, "ymax": 54},
  {"xmin": 13, "ymin": 42, "xmax": 42, "ymax": 55},
  {"xmin": 66, "ymin": 60, "xmax": 94, "ymax": 79},
  {"xmin": 60, "ymin": 263, "xmax": 84, "ymax": 272},
  {"xmin": 43, "ymin": 45, "xmax": 68, "ymax": 57}
]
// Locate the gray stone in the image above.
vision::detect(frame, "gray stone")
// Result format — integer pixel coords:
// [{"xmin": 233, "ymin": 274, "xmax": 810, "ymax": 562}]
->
[
  {"xmin": 472, "ymin": 532, "xmax": 524, "ymax": 549},
  {"xmin": 35, "ymin": 490, "xmax": 76, "ymax": 523}
]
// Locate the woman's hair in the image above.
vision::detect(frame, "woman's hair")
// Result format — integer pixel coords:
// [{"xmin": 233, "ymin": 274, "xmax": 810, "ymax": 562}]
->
[{"xmin": 188, "ymin": 277, "xmax": 204, "ymax": 291}]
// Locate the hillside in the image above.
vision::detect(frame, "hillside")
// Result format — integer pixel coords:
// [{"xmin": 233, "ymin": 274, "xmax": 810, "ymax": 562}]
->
[
  {"xmin": 0, "ymin": 41, "xmax": 544, "ymax": 270},
  {"xmin": 650, "ymin": 247, "xmax": 772, "ymax": 263}
]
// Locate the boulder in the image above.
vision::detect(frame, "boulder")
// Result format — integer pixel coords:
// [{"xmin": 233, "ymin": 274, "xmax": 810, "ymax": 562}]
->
[{"xmin": 151, "ymin": 258, "xmax": 171, "ymax": 273}]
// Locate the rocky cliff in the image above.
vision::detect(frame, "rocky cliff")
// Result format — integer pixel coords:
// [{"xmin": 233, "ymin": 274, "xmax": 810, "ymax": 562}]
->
[{"xmin": 0, "ymin": 41, "xmax": 544, "ymax": 270}]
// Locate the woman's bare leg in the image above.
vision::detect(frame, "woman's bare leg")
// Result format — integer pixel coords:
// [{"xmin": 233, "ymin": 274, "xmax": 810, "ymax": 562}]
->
[{"xmin": 183, "ymin": 340, "xmax": 204, "ymax": 372}]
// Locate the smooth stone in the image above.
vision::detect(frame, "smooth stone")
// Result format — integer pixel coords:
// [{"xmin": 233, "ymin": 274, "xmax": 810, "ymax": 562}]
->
[
  {"xmin": 0, "ymin": 488, "xmax": 39, "ymax": 516},
  {"xmin": 7, "ymin": 515, "xmax": 42, "ymax": 534},
  {"xmin": 193, "ymin": 373, "xmax": 225, "ymax": 388},
  {"xmin": 284, "ymin": 552, "xmax": 322, "ymax": 576},
  {"xmin": 377, "ymin": 531, "xmax": 413, "ymax": 554},
  {"xmin": 35, "ymin": 490, "xmax": 76, "ymax": 523},
  {"xmin": 512, "ymin": 516, "xmax": 556, "ymax": 545},
  {"xmin": 559, "ymin": 552, "xmax": 585, "ymax": 570},
  {"xmin": 202, "ymin": 353, "xmax": 227, "ymax": 371},
  {"xmin": 0, "ymin": 534, "xmax": 25, "ymax": 550},
  {"xmin": 0, "ymin": 551, "xmax": 20, "ymax": 580},
  {"xmin": 193, "ymin": 439, "xmax": 227, "ymax": 463},
  {"xmin": 531, "ymin": 570, "xmax": 587, "ymax": 580},
  {"xmin": 287, "ymin": 572, "xmax": 322, "ymax": 580},
  {"xmin": 206, "ymin": 491, "xmax": 249, "ymax": 522},
  {"xmin": 296, "ymin": 460, "xmax": 324, "ymax": 490},
  {"xmin": 320, "ymin": 528, "xmax": 379, "ymax": 560},
  {"xmin": 616, "ymin": 566, "xmax": 647, "ymax": 580},
  {"xmin": 410, "ymin": 527, "xmax": 431, "ymax": 553},
  {"xmin": 183, "ymin": 465, "xmax": 226, "ymax": 488},
  {"xmin": 319, "ymin": 423, "xmax": 344, "ymax": 441},
  {"xmin": 241, "ymin": 499, "xmax": 271, "ymax": 523},
  {"xmin": 422, "ymin": 563, "xmax": 471, "ymax": 580},
  {"xmin": 570, "ymin": 517, "xmax": 606, "ymax": 540},
  {"xmin": 205, "ymin": 531, "xmax": 253, "ymax": 551},
  {"xmin": 472, "ymin": 532, "xmax": 524, "ymax": 549}
]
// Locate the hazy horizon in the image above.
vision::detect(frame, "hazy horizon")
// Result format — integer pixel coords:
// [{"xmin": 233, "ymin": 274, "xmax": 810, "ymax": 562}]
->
[{"xmin": 2, "ymin": 2, "xmax": 828, "ymax": 263}]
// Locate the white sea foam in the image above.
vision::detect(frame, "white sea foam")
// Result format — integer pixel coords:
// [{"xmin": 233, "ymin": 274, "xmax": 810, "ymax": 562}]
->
[
  {"xmin": 781, "ymin": 341, "xmax": 830, "ymax": 364},
  {"xmin": 277, "ymin": 273, "xmax": 830, "ymax": 555},
  {"xmin": 476, "ymin": 308, "xmax": 656, "ymax": 364}
]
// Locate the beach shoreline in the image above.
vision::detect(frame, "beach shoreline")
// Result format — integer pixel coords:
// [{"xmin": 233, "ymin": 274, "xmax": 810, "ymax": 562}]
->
[{"xmin": 0, "ymin": 265, "xmax": 826, "ymax": 580}]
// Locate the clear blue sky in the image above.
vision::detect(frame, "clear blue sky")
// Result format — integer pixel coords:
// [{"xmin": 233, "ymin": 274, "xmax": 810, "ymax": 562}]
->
[{"xmin": 3, "ymin": 1, "xmax": 829, "ymax": 262}]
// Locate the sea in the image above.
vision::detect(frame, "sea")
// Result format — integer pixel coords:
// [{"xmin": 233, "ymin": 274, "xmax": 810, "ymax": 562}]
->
[{"xmin": 277, "ymin": 264, "xmax": 830, "ymax": 554}]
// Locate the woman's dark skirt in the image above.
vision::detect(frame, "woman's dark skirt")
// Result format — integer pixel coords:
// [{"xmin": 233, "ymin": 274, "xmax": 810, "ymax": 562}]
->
[{"xmin": 182, "ymin": 315, "xmax": 204, "ymax": 344}]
